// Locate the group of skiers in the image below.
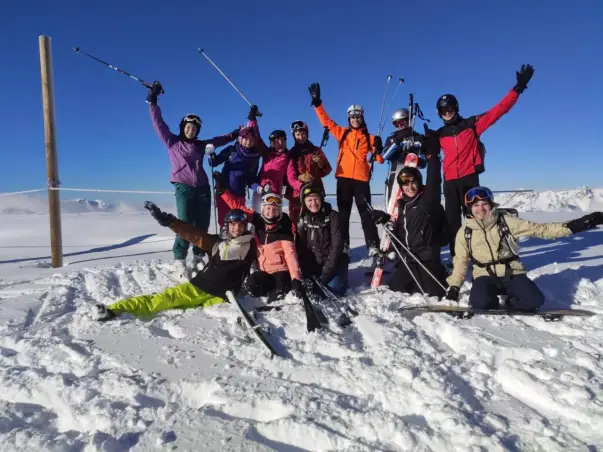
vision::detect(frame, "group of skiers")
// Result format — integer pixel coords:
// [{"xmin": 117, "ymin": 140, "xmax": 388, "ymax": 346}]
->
[{"xmin": 96, "ymin": 63, "xmax": 603, "ymax": 321}]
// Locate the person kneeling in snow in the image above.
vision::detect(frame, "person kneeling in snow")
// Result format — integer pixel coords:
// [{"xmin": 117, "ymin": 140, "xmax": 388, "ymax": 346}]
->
[
  {"xmin": 446, "ymin": 187, "xmax": 603, "ymax": 311},
  {"xmin": 96, "ymin": 206, "xmax": 254, "ymax": 321},
  {"xmin": 370, "ymin": 131, "xmax": 449, "ymax": 298},
  {"xmin": 295, "ymin": 184, "xmax": 348, "ymax": 295},
  {"xmin": 243, "ymin": 193, "xmax": 304, "ymax": 303}
]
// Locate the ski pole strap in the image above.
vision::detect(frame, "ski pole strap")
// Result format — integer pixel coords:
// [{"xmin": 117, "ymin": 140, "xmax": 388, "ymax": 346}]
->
[
  {"xmin": 320, "ymin": 127, "xmax": 330, "ymax": 148},
  {"xmin": 414, "ymin": 103, "xmax": 430, "ymax": 123}
]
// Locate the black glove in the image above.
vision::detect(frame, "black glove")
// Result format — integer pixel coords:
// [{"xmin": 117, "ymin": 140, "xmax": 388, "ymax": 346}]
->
[
  {"xmin": 248, "ymin": 105, "xmax": 260, "ymax": 121},
  {"xmin": 291, "ymin": 279, "xmax": 304, "ymax": 298},
  {"xmin": 230, "ymin": 127, "xmax": 241, "ymax": 138},
  {"xmin": 373, "ymin": 136, "xmax": 383, "ymax": 154},
  {"xmin": 513, "ymin": 64, "xmax": 535, "ymax": 94},
  {"xmin": 423, "ymin": 125, "xmax": 440, "ymax": 159},
  {"xmin": 144, "ymin": 201, "xmax": 176, "ymax": 227},
  {"xmin": 213, "ymin": 171, "xmax": 225, "ymax": 195},
  {"xmin": 146, "ymin": 81, "xmax": 163, "ymax": 105},
  {"xmin": 446, "ymin": 286, "xmax": 460, "ymax": 302},
  {"xmin": 308, "ymin": 82, "xmax": 322, "ymax": 107},
  {"xmin": 370, "ymin": 210, "xmax": 390, "ymax": 225},
  {"xmin": 565, "ymin": 212, "xmax": 603, "ymax": 234}
]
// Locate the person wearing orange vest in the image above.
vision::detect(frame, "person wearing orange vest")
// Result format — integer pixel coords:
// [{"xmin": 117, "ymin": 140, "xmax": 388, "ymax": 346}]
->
[{"xmin": 308, "ymin": 82, "xmax": 384, "ymax": 257}]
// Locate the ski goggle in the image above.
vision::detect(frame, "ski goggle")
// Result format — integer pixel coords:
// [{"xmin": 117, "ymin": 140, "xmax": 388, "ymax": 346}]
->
[
  {"xmin": 464, "ymin": 187, "xmax": 494, "ymax": 205},
  {"xmin": 398, "ymin": 175, "xmax": 417, "ymax": 186},
  {"xmin": 393, "ymin": 118, "xmax": 409, "ymax": 128},
  {"xmin": 183, "ymin": 114, "xmax": 202, "ymax": 127},
  {"xmin": 262, "ymin": 195, "xmax": 282, "ymax": 206},
  {"xmin": 348, "ymin": 112, "xmax": 363, "ymax": 119},
  {"xmin": 225, "ymin": 212, "xmax": 247, "ymax": 223},
  {"xmin": 437, "ymin": 106, "xmax": 456, "ymax": 115},
  {"xmin": 291, "ymin": 120, "xmax": 308, "ymax": 133}
]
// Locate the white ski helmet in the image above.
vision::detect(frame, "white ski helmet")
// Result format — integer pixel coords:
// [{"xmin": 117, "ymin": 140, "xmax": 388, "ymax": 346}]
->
[
  {"xmin": 347, "ymin": 104, "xmax": 364, "ymax": 118},
  {"xmin": 392, "ymin": 108, "xmax": 410, "ymax": 123}
]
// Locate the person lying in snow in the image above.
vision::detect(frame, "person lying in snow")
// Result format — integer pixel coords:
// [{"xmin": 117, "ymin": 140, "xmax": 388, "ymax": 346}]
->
[
  {"xmin": 445, "ymin": 186, "xmax": 603, "ymax": 311},
  {"xmin": 96, "ymin": 205, "xmax": 254, "ymax": 321},
  {"xmin": 295, "ymin": 184, "xmax": 348, "ymax": 296},
  {"xmin": 370, "ymin": 130, "xmax": 449, "ymax": 299},
  {"xmin": 242, "ymin": 193, "xmax": 305, "ymax": 303}
]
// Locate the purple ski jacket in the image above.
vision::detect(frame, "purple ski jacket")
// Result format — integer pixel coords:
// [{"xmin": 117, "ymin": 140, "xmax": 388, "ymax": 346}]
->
[{"xmin": 150, "ymin": 104, "xmax": 237, "ymax": 187}]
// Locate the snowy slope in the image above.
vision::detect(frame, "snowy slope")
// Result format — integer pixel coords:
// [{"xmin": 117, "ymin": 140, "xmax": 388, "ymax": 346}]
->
[
  {"xmin": 495, "ymin": 186, "xmax": 603, "ymax": 212},
  {"xmin": 1, "ymin": 192, "xmax": 603, "ymax": 451}
]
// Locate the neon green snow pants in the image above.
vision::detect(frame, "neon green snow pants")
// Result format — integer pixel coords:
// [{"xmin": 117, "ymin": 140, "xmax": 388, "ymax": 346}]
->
[{"xmin": 108, "ymin": 282, "xmax": 224, "ymax": 317}]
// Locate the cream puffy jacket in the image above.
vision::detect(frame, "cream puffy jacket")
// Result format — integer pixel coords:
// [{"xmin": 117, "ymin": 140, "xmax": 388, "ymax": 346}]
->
[{"xmin": 447, "ymin": 209, "xmax": 572, "ymax": 287}]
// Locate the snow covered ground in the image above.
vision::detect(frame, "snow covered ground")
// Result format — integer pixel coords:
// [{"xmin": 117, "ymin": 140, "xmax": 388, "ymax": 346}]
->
[{"xmin": 1, "ymin": 189, "xmax": 603, "ymax": 451}]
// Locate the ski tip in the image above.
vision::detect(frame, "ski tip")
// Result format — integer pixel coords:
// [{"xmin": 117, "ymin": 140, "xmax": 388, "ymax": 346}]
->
[
  {"xmin": 73, "ymin": 47, "xmax": 80, "ymax": 53},
  {"xmin": 198, "ymin": 48, "xmax": 204, "ymax": 53}
]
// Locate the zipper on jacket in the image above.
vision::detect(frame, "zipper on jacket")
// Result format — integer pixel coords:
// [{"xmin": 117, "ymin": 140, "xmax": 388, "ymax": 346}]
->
[
  {"xmin": 478, "ymin": 222, "xmax": 497, "ymax": 263},
  {"xmin": 453, "ymin": 128, "xmax": 460, "ymax": 180}
]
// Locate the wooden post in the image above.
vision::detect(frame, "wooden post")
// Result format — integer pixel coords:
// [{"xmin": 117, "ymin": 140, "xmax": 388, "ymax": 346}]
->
[{"xmin": 39, "ymin": 35, "xmax": 63, "ymax": 268}]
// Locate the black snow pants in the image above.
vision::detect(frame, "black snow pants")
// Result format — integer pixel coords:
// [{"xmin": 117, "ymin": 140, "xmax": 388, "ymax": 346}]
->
[
  {"xmin": 469, "ymin": 275, "xmax": 545, "ymax": 311},
  {"xmin": 443, "ymin": 173, "xmax": 480, "ymax": 257},
  {"xmin": 389, "ymin": 259, "xmax": 448, "ymax": 299},
  {"xmin": 245, "ymin": 271, "xmax": 292, "ymax": 302},
  {"xmin": 336, "ymin": 177, "xmax": 379, "ymax": 250}
]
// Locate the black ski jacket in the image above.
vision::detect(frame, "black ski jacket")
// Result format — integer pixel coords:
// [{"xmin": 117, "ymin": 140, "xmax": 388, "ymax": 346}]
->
[
  {"xmin": 295, "ymin": 202, "xmax": 345, "ymax": 281},
  {"xmin": 392, "ymin": 152, "xmax": 449, "ymax": 262},
  {"xmin": 170, "ymin": 221, "xmax": 256, "ymax": 298}
]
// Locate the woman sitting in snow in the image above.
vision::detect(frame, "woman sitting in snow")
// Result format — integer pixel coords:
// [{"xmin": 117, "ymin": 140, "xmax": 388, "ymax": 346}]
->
[
  {"xmin": 445, "ymin": 186, "xmax": 603, "ymax": 311},
  {"xmin": 96, "ymin": 205, "xmax": 254, "ymax": 321},
  {"xmin": 242, "ymin": 193, "xmax": 304, "ymax": 303}
]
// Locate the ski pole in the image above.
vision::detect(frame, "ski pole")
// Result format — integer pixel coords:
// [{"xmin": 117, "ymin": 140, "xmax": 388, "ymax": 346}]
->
[
  {"xmin": 320, "ymin": 127, "xmax": 330, "ymax": 149},
  {"xmin": 198, "ymin": 48, "xmax": 261, "ymax": 117},
  {"xmin": 72, "ymin": 47, "xmax": 162, "ymax": 93},
  {"xmin": 377, "ymin": 74, "xmax": 393, "ymax": 136},
  {"xmin": 365, "ymin": 200, "xmax": 446, "ymax": 292},
  {"xmin": 384, "ymin": 77, "xmax": 405, "ymax": 130},
  {"xmin": 206, "ymin": 147, "xmax": 219, "ymax": 234},
  {"xmin": 312, "ymin": 277, "xmax": 358, "ymax": 317},
  {"xmin": 311, "ymin": 278, "xmax": 353, "ymax": 327},
  {"xmin": 380, "ymin": 227, "xmax": 425, "ymax": 295}
]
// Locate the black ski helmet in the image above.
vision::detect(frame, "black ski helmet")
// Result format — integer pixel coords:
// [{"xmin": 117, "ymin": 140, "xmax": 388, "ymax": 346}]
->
[
  {"xmin": 223, "ymin": 208, "xmax": 248, "ymax": 237},
  {"xmin": 269, "ymin": 130, "xmax": 287, "ymax": 141},
  {"xmin": 300, "ymin": 183, "xmax": 326, "ymax": 205},
  {"xmin": 436, "ymin": 94, "xmax": 459, "ymax": 117},
  {"xmin": 397, "ymin": 166, "xmax": 423, "ymax": 188},
  {"xmin": 179, "ymin": 114, "xmax": 202, "ymax": 139}
]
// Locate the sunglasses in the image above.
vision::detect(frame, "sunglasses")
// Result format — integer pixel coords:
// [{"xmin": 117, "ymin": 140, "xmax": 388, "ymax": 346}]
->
[
  {"xmin": 438, "ymin": 107, "xmax": 455, "ymax": 115},
  {"xmin": 263, "ymin": 195, "xmax": 283, "ymax": 206},
  {"xmin": 291, "ymin": 120, "xmax": 308, "ymax": 132},
  {"xmin": 399, "ymin": 175, "xmax": 417, "ymax": 186},
  {"xmin": 349, "ymin": 114, "xmax": 363, "ymax": 120},
  {"xmin": 183, "ymin": 115, "xmax": 202, "ymax": 127},
  {"xmin": 464, "ymin": 187, "xmax": 493, "ymax": 205}
]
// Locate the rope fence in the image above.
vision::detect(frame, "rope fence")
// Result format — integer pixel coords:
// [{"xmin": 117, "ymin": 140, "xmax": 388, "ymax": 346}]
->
[{"xmin": 0, "ymin": 186, "xmax": 535, "ymax": 197}]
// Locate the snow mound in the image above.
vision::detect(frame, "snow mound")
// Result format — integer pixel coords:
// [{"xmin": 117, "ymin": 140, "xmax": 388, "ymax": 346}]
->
[{"xmin": 496, "ymin": 186, "xmax": 603, "ymax": 212}]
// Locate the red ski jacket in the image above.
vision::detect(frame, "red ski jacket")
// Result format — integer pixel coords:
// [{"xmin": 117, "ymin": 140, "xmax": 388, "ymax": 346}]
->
[{"xmin": 438, "ymin": 89, "xmax": 519, "ymax": 182}]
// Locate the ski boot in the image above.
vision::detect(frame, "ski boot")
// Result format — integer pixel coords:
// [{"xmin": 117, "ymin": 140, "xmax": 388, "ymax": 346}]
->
[{"xmin": 95, "ymin": 304, "xmax": 117, "ymax": 322}]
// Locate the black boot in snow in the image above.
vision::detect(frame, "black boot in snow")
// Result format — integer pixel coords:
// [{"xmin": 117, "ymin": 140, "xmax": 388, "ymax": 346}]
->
[{"xmin": 96, "ymin": 304, "xmax": 117, "ymax": 322}]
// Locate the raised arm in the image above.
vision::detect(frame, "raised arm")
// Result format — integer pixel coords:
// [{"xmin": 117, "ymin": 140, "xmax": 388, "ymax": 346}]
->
[
  {"xmin": 149, "ymin": 104, "xmax": 178, "ymax": 148},
  {"xmin": 420, "ymin": 129, "xmax": 443, "ymax": 213},
  {"xmin": 170, "ymin": 221, "xmax": 219, "ymax": 253},
  {"xmin": 203, "ymin": 129, "xmax": 239, "ymax": 149}
]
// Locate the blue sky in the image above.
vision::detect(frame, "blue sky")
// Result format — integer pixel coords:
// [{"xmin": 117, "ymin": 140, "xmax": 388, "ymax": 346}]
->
[{"xmin": 1, "ymin": 0, "xmax": 602, "ymax": 204}]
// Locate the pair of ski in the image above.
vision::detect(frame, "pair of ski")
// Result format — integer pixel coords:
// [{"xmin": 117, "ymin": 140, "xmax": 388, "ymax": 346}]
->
[
  {"xmin": 371, "ymin": 92, "xmax": 424, "ymax": 289},
  {"xmin": 226, "ymin": 278, "xmax": 358, "ymax": 358},
  {"xmin": 399, "ymin": 304, "xmax": 596, "ymax": 321}
]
